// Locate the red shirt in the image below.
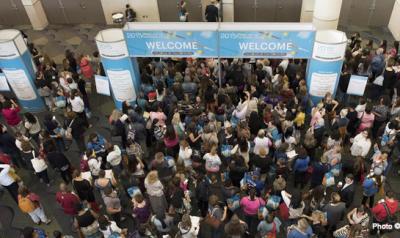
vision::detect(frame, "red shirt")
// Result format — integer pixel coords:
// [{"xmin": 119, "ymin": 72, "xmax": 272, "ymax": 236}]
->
[
  {"xmin": 2, "ymin": 107, "xmax": 21, "ymax": 126},
  {"xmin": 371, "ymin": 199, "xmax": 399, "ymax": 222},
  {"xmin": 56, "ymin": 192, "xmax": 80, "ymax": 215}
]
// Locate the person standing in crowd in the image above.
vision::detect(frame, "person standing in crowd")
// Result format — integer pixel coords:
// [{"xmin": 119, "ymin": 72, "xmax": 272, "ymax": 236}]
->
[
  {"xmin": 0, "ymin": 163, "xmax": 20, "ymax": 203},
  {"xmin": 145, "ymin": 170, "xmax": 168, "ymax": 219},
  {"xmin": 55, "ymin": 183, "xmax": 80, "ymax": 222},
  {"xmin": 205, "ymin": 0, "xmax": 219, "ymax": 22},
  {"xmin": 65, "ymin": 111, "xmax": 87, "ymax": 153},
  {"xmin": 18, "ymin": 186, "xmax": 52, "ymax": 225},
  {"xmin": 2, "ymin": 99, "xmax": 25, "ymax": 133}
]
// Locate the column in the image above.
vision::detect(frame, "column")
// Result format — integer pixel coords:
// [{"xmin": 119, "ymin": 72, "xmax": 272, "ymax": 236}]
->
[
  {"xmin": 21, "ymin": 0, "xmax": 48, "ymax": 30},
  {"xmin": 0, "ymin": 29, "xmax": 45, "ymax": 112},
  {"xmin": 300, "ymin": 0, "xmax": 315, "ymax": 22},
  {"xmin": 312, "ymin": 0, "xmax": 342, "ymax": 30},
  {"xmin": 388, "ymin": 0, "xmax": 400, "ymax": 40},
  {"xmin": 95, "ymin": 29, "xmax": 139, "ymax": 110},
  {"xmin": 306, "ymin": 30, "xmax": 347, "ymax": 104}
]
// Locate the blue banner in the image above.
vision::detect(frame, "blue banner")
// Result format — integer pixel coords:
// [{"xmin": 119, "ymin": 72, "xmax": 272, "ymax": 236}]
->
[
  {"xmin": 124, "ymin": 31, "xmax": 218, "ymax": 58},
  {"xmin": 102, "ymin": 57, "xmax": 138, "ymax": 110},
  {"xmin": 307, "ymin": 59, "xmax": 343, "ymax": 104},
  {"xmin": 219, "ymin": 31, "xmax": 315, "ymax": 58},
  {"xmin": 0, "ymin": 50, "xmax": 45, "ymax": 112}
]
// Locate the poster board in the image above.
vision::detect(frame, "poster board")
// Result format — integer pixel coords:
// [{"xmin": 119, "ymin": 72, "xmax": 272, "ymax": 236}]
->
[
  {"xmin": 95, "ymin": 75, "xmax": 111, "ymax": 96},
  {"xmin": 347, "ymin": 75, "xmax": 368, "ymax": 96}
]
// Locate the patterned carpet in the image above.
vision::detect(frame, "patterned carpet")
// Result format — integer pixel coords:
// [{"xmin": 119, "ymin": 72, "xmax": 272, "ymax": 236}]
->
[{"xmin": 14, "ymin": 24, "xmax": 109, "ymax": 65}]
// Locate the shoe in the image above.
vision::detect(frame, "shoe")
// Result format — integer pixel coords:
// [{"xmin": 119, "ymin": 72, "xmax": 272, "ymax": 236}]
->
[{"xmin": 45, "ymin": 219, "xmax": 52, "ymax": 225}]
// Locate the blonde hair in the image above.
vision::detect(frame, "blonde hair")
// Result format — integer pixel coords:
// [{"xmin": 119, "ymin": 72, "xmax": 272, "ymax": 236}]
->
[
  {"xmin": 257, "ymin": 129, "xmax": 265, "ymax": 138},
  {"xmin": 172, "ymin": 112, "xmax": 181, "ymax": 125},
  {"xmin": 146, "ymin": 170, "xmax": 159, "ymax": 184},
  {"xmin": 110, "ymin": 109, "xmax": 123, "ymax": 123},
  {"xmin": 297, "ymin": 218, "xmax": 309, "ymax": 232}
]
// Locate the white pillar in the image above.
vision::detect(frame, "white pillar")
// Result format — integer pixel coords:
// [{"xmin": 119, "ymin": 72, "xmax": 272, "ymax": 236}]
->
[
  {"xmin": 312, "ymin": 0, "xmax": 342, "ymax": 30},
  {"xmin": 21, "ymin": 0, "xmax": 48, "ymax": 30},
  {"xmin": 222, "ymin": 0, "xmax": 234, "ymax": 22},
  {"xmin": 300, "ymin": 0, "xmax": 315, "ymax": 22},
  {"xmin": 389, "ymin": 0, "xmax": 400, "ymax": 41}
]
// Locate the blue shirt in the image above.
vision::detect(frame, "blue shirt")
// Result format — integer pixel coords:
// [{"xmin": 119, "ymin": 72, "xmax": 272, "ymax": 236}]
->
[
  {"xmin": 287, "ymin": 226, "xmax": 313, "ymax": 238},
  {"xmin": 87, "ymin": 134, "xmax": 106, "ymax": 154},
  {"xmin": 294, "ymin": 156, "xmax": 310, "ymax": 172}
]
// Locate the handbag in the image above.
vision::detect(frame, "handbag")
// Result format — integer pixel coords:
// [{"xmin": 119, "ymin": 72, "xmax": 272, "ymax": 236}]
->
[
  {"xmin": 204, "ymin": 208, "xmax": 221, "ymax": 229},
  {"xmin": 30, "ymin": 151, "xmax": 47, "ymax": 173},
  {"xmin": 265, "ymin": 222, "xmax": 277, "ymax": 238},
  {"xmin": 373, "ymin": 75, "xmax": 384, "ymax": 86},
  {"xmin": 322, "ymin": 172, "xmax": 335, "ymax": 187},
  {"xmin": 65, "ymin": 119, "xmax": 74, "ymax": 140}
]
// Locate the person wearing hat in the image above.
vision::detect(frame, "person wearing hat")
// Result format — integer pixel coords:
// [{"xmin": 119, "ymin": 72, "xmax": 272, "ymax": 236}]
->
[
  {"xmin": 145, "ymin": 91, "xmax": 158, "ymax": 112},
  {"xmin": 205, "ymin": 0, "xmax": 219, "ymax": 22}
]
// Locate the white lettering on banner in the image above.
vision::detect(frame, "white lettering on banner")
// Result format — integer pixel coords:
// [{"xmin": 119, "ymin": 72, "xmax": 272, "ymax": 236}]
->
[
  {"xmin": 238, "ymin": 42, "xmax": 293, "ymax": 51},
  {"xmin": 106, "ymin": 70, "xmax": 136, "ymax": 102},
  {"xmin": 312, "ymin": 42, "xmax": 346, "ymax": 62},
  {"xmin": 3, "ymin": 69, "xmax": 37, "ymax": 100},
  {"xmin": 309, "ymin": 72, "xmax": 337, "ymax": 97},
  {"xmin": 145, "ymin": 41, "xmax": 199, "ymax": 50}
]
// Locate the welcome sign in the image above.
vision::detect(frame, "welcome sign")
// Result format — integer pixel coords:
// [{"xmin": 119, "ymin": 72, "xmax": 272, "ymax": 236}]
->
[
  {"xmin": 219, "ymin": 31, "xmax": 316, "ymax": 58},
  {"xmin": 124, "ymin": 30, "xmax": 218, "ymax": 58}
]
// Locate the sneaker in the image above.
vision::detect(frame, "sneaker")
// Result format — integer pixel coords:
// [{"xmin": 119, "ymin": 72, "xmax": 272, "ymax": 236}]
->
[{"xmin": 45, "ymin": 219, "xmax": 52, "ymax": 225}]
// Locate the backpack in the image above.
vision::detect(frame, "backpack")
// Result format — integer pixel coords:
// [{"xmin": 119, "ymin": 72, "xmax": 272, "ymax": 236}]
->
[
  {"xmin": 80, "ymin": 158, "xmax": 89, "ymax": 172},
  {"xmin": 127, "ymin": 124, "xmax": 136, "ymax": 141},
  {"xmin": 18, "ymin": 196, "xmax": 36, "ymax": 213}
]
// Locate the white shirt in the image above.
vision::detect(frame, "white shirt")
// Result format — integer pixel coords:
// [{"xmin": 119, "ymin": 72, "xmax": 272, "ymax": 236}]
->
[
  {"xmin": 25, "ymin": 117, "xmax": 41, "ymax": 135},
  {"xmin": 100, "ymin": 221, "xmax": 122, "ymax": 238},
  {"xmin": 179, "ymin": 146, "xmax": 193, "ymax": 167},
  {"xmin": 253, "ymin": 137, "xmax": 271, "ymax": 155},
  {"xmin": 87, "ymin": 156, "xmax": 102, "ymax": 176},
  {"xmin": 69, "ymin": 96, "xmax": 85, "ymax": 113},
  {"xmin": 106, "ymin": 145, "xmax": 122, "ymax": 166},
  {"xmin": 0, "ymin": 164, "xmax": 15, "ymax": 186},
  {"xmin": 350, "ymin": 133, "xmax": 372, "ymax": 157}
]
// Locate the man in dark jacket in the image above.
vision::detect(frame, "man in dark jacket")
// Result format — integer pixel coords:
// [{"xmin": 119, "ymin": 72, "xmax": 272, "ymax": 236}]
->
[
  {"xmin": 205, "ymin": 0, "xmax": 219, "ymax": 22},
  {"xmin": 339, "ymin": 174, "xmax": 355, "ymax": 208}
]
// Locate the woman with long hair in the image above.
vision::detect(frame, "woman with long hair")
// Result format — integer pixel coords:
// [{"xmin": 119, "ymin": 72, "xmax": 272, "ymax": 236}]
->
[
  {"xmin": 24, "ymin": 112, "xmax": 41, "ymax": 146},
  {"xmin": 144, "ymin": 170, "xmax": 168, "ymax": 219}
]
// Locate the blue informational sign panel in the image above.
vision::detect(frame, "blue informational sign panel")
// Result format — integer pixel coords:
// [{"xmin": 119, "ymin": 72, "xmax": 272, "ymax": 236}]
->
[
  {"xmin": 218, "ymin": 31, "xmax": 316, "ymax": 58},
  {"xmin": 124, "ymin": 31, "xmax": 218, "ymax": 58}
]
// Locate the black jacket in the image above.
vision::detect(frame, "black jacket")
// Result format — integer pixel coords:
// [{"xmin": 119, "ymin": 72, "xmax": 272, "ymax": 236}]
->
[
  {"xmin": 205, "ymin": 4, "xmax": 218, "ymax": 22},
  {"xmin": 47, "ymin": 151, "xmax": 70, "ymax": 169},
  {"xmin": 339, "ymin": 183, "xmax": 355, "ymax": 208}
]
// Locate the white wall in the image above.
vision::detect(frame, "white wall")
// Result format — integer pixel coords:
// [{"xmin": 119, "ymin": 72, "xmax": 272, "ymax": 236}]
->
[
  {"xmin": 389, "ymin": 0, "xmax": 400, "ymax": 41},
  {"xmin": 300, "ymin": 0, "xmax": 315, "ymax": 22},
  {"xmin": 100, "ymin": 0, "xmax": 160, "ymax": 24}
]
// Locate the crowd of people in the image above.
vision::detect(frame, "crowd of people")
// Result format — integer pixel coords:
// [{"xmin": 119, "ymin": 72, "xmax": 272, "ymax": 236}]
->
[{"xmin": 0, "ymin": 32, "xmax": 400, "ymax": 238}]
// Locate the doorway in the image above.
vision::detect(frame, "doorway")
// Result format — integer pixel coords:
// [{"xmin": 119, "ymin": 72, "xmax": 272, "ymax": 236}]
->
[
  {"xmin": 234, "ymin": 0, "xmax": 301, "ymax": 22},
  {"xmin": 0, "ymin": 0, "xmax": 30, "ymax": 27},
  {"xmin": 42, "ymin": 0, "xmax": 106, "ymax": 24}
]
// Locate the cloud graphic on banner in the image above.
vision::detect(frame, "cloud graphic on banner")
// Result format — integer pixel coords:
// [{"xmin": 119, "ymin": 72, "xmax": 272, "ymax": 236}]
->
[
  {"xmin": 200, "ymin": 31, "xmax": 213, "ymax": 39},
  {"xmin": 297, "ymin": 32, "xmax": 311, "ymax": 39}
]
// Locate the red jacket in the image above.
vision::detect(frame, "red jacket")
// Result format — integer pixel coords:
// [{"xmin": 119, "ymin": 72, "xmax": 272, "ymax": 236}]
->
[
  {"xmin": 80, "ymin": 58, "xmax": 93, "ymax": 79},
  {"xmin": 2, "ymin": 107, "xmax": 21, "ymax": 126},
  {"xmin": 56, "ymin": 191, "xmax": 80, "ymax": 215},
  {"xmin": 371, "ymin": 199, "xmax": 398, "ymax": 222}
]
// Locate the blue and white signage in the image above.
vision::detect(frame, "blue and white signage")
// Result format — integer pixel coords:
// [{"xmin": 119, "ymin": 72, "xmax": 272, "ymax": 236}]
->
[
  {"xmin": 347, "ymin": 75, "xmax": 368, "ymax": 96},
  {"xmin": 219, "ymin": 31, "xmax": 315, "ymax": 58},
  {"xmin": 124, "ymin": 30, "xmax": 218, "ymax": 58}
]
